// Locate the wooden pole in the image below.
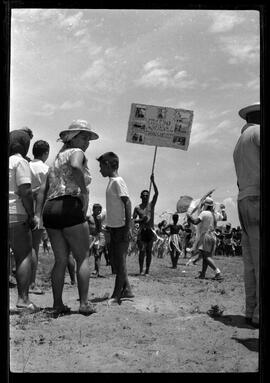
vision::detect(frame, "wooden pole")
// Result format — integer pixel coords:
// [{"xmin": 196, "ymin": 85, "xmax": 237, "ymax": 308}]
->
[{"xmin": 148, "ymin": 146, "xmax": 158, "ymax": 198}]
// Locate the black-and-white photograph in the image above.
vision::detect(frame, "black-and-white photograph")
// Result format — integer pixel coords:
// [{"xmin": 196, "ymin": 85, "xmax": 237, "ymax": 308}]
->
[
  {"xmin": 135, "ymin": 106, "xmax": 146, "ymax": 119},
  {"xmin": 6, "ymin": 6, "xmax": 262, "ymax": 374}
]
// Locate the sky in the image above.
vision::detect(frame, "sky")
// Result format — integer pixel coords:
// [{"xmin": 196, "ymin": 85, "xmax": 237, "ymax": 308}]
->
[{"xmin": 9, "ymin": 8, "xmax": 260, "ymax": 227}]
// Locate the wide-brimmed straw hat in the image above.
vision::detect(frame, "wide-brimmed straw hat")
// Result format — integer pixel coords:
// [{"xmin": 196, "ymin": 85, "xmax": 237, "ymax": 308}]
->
[
  {"xmin": 59, "ymin": 120, "xmax": 99, "ymax": 142},
  {"xmin": 238, "ymin": 103, "xmax": 260, "ymax": 120}
]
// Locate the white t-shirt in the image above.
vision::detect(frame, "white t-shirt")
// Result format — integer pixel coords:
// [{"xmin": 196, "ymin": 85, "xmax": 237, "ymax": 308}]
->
[
  {"xmin": 193, "ymin": 210, "xmax": 223, "ymax": 251},
  {"xmin": 9, "ymin": 154, "xmax": 32, "ymax": 220},
  {"xmin": 106, "ymin": 176, "xmax": 129, "ymax": 228},
  {"xmin": 196, "ymin": 210, "xmax": 223, "ymax": 236},
  {"xmin": 29, "ymin": 159, "xmax": 49, "ymax": 191}
]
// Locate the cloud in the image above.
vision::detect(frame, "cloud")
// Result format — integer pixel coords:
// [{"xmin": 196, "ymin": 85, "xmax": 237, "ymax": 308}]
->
[
  {"xmin": 58, "ymin": 11, "xmax": 84, "ymax": 29},
  {"xmin": 209, "ymin": 11, "xmax": 245, "ymax": 33},
  {"xmin": 247, "ymin": 78, "xmax": 260, "ymax": 90},
  {"xmin": 222, "ymin": 197, "xmax": 236, "ymax": 209},
  {"xmin": 74, "ymin": 28, "xmax": 88, "ymax": 37},
  {"xmin": 32, "ymin": 100, "xmax": 84, "ymax": 116},
  {"xmin": 190, "ymin": 117, "xmax": 232, "ymax": 147},
  {"xmin": 80, "ymin": 56, "xmax": 128, "ymax": 95},
  {"xmin": 59, "ymin": 100, "xmax": 83, "ymax": 110},
  {"xmin": 143, "ymin": 59, "xmax": 160, "ymax": 71},
  {"xmin": 82, "ymin": 59, "xmax": 106, "ymax": 81},
  {"xmin": 215, "ymin": 119, "xmax": 231, "ymax": 130},
  {"xmin": 219, "ymin": 35, "xmax": 259, "ymax": 64},
  {"xmin": 190, "ymin": 122, "xmax": 220, "ymax": 146},
  {"xmin": 135, "ymin": 60, "xmax": 196, "ymax": 89},
  {"xmin": 32, "ymin": 103, "xmax": 57, "ymax": 117}
]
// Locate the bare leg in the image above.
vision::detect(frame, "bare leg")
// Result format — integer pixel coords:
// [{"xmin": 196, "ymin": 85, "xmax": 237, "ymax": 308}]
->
[
  {"xmin": 67, "ymin": 253, "xmax": 76, "ymax": 284},
  {"xmin": 9, "ymin": 223, "xmax": 33, "ymax": 307},
  {"xmin": 30, "ymin": 228, "xmax": 44, "ymax": 291},
  {"xmin": 46, "ymin": 228, "xmax": 69, "ymax": 309},
  {"xmin": 145, "ymin": 241, "xmax": 153, "ymax": 274},
  {"xmin": 138, "ymin": 240, "xmax": 145, "ymax": 274},
  {"xmin": 63, "ymin": 222, "xmax": 90, "ymax": 311}
]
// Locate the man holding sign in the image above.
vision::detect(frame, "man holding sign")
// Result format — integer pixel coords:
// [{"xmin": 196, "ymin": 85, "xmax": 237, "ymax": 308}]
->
[
  {"xmin": 127, "ymin": 102, "xmax": 193, "ymax": 274},
  {"xmin": 133, "ymin": 174, "xmax": 159, "ymax": 276}
]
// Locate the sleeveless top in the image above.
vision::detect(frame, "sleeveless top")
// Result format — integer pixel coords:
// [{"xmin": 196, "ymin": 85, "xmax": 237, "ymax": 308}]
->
[{"xmin": 46, "ymin": 148, "xmax": 92, "ymax": 200}]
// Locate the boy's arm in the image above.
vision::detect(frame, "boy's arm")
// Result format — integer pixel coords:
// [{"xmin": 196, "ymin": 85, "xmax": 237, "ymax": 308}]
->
[
  {"xmin": 35, "ymin": 175, "xmax": 49, "ymax": 226},
  {"xmin": 121, "ymin": 196, "xmax": 132, "ymax": 239}
]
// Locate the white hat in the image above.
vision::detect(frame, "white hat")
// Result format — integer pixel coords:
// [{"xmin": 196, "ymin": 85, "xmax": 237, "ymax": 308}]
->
[
  {"xmin": 59, "ymin": 120, "xmax": 99, "ymax": 142},
  {"xmin": 238, "ymin": 103, "xmax": 260, "ymax": 120},
  {"xmin": 204, "ymin": 197, "xmax": 214, "ymax": 207}
]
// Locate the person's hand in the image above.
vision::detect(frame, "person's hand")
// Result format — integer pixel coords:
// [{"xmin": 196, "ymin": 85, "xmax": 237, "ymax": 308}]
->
[
  {"xmin": 150, "ymin": 173, "xmax": 154, "ymax": 182},
  {"xmin": 123, "ymin": 227, "xmax": 132, "ymax": 242},
  {"xmin": 28, "ymin": 215, "xmax": 39, "ymax": 231}
]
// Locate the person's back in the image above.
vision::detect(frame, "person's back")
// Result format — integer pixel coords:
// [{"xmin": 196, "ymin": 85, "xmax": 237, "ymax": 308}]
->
[
  {"xmin": 30, "ymin": 160, "xmax": 49, "ymax": 189},
  {"xmin": 197, "ymin": 210, "xmax": 215, "ymax": 236},
  {"xmin": 47, "ymin": 148, "xmax": 92, "ymax": 200},
  {"xmin": 9, "ymin": 154, "xmax": 31, "ymax": 219},
  {"xmin": 233, "ymin": 124, "xmax": 260, "ymax": 200}
]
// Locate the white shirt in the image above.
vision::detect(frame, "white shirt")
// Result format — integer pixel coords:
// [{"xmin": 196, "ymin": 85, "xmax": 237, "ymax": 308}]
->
[
  {"xmin": 29, "ymin": 159, "xmax": 49, "ymax": 191},
  {"xmin": 194, "ymin": 210, "xmax": 223, "ymax": 250},
  {"xmin": 106, "ymin": 176, "xmax": 129, "ymax": 228},
  {"xmin": 9, "ymin": 154, "xmax": 31, "ymax": 219},
  {"xmin": 233, "ymin": 123, "xmax": 260, "ymax": 201}
]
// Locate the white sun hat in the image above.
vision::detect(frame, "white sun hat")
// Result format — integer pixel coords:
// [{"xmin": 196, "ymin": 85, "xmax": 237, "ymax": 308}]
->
[{"xmin": 59, "ymin": 119, "xmax": 99, "ymax": 142}]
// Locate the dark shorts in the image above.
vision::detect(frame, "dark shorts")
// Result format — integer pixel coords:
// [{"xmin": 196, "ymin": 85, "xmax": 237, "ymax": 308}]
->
[
  {"xmin": 139, "ymin": 227, "xmax": 155, "ymax": 242},
  {"xmin": 108, "ymin": 226, "xmax": 128, "ymax": 244},
  {"xmin": 43, "ymin": 195, "xmax": 86, "ymax": 229}
]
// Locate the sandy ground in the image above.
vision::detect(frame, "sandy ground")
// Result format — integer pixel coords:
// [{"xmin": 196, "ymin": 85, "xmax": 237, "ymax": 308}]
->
[{"xmin": 9, "ymin": 250, "xmax": 259, "ymax": 373}]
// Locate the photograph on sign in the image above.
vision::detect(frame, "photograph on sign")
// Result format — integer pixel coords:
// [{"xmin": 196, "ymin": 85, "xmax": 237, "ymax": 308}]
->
[{"xmin": 126, "ymin": 103, "xmax": 193, "ymax": 150}]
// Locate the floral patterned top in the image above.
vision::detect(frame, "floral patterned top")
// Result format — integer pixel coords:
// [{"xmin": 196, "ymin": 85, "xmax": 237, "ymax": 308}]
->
[{"xmin": 46, "ymin": 148, "xmax": 92, "ymax": 200}]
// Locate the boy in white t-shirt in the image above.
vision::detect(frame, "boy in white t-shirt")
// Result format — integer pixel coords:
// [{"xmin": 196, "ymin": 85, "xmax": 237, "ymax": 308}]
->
[
  {"xmin": 97, "ymin": 152, "xmax": 134, "ymax": 304},
  {"xmin": 29, "ymin": 140, "xmax": 50, "ymax": 294}
]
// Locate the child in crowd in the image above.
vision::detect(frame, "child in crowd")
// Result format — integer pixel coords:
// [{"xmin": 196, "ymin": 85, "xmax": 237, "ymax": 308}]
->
[
  {"xmin": 87, "ymin": 203, "xmax": 107, "ymax": 277},
  {"xmin": 97, "ymin": 152, "xmax": 134, "ymax": 305},
  {"xmin": 163, "ymin": 214, "xmax": 184, "ymax": 268}
]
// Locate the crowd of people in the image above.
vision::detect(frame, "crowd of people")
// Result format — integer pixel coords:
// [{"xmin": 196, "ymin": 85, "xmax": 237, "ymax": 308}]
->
[{"xmin": 9, "ymin": 102, "xmax": 260, "ymax": 329}]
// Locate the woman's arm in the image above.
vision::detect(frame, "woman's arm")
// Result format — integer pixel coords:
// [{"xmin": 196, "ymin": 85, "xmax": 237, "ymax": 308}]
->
[
  {"xmin": 18, "ymin": 183, "xmax": 34, "ymax": 220},
  {"xmin": 70, "ymin": 151, "xmax": 88, "ymax": 193},
  {"xmin": 70, "ymin": 150, "xmax": 89, "ymax": 216}
]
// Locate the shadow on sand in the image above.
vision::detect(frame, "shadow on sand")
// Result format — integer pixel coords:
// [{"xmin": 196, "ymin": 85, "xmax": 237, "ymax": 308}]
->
[{"xmin": 209, "ymin": 313, "xmax": 259, "ymax": 330}]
